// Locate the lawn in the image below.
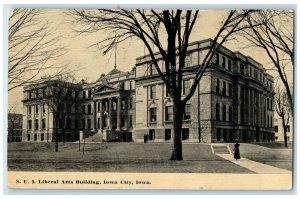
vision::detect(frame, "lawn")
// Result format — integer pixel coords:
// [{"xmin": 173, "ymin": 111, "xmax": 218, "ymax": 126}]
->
[
  {"xmin": 7, "ymin": 142, "xmax": 292, "ymax": 173},
  {"xmin": 8, "ymin": 142, "xmax": 252, "ymax": 173},
  {"xmin": 228, "ymin": 143, "xmax": 293, "ymax": 171}
]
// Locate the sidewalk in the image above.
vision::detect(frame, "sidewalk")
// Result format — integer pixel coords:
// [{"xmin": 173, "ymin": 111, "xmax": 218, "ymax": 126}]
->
[{"xmin": 216, "ymin": 153, "xmax": 291, "ymax": 174}]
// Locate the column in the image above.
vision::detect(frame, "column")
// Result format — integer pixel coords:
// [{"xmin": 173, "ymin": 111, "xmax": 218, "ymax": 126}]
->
[
  {"xmin": 93, "ymin": 100, "xmax": 96, "ymax": 131},
  {"xmin": 99, "ymin": 99, "xmax": 103, "ymax": 130},
  {"xmin": 117, "ymin": 97, "xmax": 121, "ymax": 130},
  {"xmin": 108, "ymin": 98, "xmax": 112, "ymax": 130}
]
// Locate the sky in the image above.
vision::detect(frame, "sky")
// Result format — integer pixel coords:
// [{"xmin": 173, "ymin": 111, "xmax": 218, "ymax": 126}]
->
[{"xmin": 8, "ymin": 9, "xmax": 294, "ymax": 113}]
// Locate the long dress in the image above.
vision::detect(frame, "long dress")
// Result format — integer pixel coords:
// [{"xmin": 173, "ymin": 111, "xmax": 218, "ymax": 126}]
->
[{"xmin": 234, "ymin": 143, "xmax": 241, "ymax": 160}]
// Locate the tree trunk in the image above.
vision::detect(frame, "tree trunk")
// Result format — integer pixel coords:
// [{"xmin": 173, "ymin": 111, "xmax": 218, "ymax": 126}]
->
[
  {"xmin": 55, "ymin": 114, "xmax": 59, "ymax": 152},
  {"xmin": 170, "ymin": 101, "xmax": 184, "ymax": 160},
  {"xmin": 282, "ymin": 117, "xmax": 288, "ymax": 148}
]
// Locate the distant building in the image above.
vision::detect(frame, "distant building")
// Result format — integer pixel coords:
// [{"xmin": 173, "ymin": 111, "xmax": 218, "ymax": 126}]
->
[
  {"xmin": 8, "ymin": 113, "xmax": 23, "ymax": 142},
  {"xmin": 274, "ymin": 115, "xmax": 293, "ymax": 142},
  {"xmin": 21, "ymin": 38, "xmax": 275, "ymax": 143}
]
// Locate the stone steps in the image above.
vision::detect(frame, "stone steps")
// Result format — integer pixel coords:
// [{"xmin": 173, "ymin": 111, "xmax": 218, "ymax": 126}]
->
[{"xmin": 211, "ymin": 144, "xmax": 232, "ymax": 154}]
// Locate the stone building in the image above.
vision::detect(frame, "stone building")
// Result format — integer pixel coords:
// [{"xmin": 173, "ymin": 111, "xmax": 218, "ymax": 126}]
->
[{"xmin": 21, "ymin": 38, "xmax": 275, "ymax": 143}]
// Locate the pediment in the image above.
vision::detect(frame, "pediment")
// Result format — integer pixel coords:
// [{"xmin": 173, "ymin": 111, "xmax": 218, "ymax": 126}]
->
[{"xmin": 94, "ymin": 84, "xmax": 118, "ymax": 94}]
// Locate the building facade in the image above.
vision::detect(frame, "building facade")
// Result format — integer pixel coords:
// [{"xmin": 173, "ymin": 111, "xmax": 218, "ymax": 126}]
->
[
  {"xmin": 8, "ymin": 113, "xmax": 23, "ymax": 142},
  {"xmin": 274, "ymin": 115, "xmax": 293, "ymax": 142},
  {"xmin": 21, "ymin": 39, "xmax": 275, "ymax": 143}
]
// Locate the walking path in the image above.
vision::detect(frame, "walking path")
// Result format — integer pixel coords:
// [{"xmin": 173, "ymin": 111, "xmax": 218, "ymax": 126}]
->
[{"xmin": 216, "ymin": 153, "xmax": 291, "ymax": 174}]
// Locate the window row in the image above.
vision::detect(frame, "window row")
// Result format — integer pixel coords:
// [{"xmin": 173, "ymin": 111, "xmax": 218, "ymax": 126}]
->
[
  {"xmin": 215, "ymin": 78, "xmax": 232, "ymax": 97},
  {"xmin": 28, "ymin": 119, "xmax": 46, "ymax": 130},
  {"xmin": 216, "ymin": 103, "xmax": 233, "ymax": 122},
  {"xmin": 148, "ymin": 81, "xmax": 191, "ymax": 100},
  {"xmin": 215, "ymin": 53, "xmax": 233, "ymax": 72},
  {"xmin": 147, "ymin": 128, "xmax": 190, "ymax": 141},
  {"xmin": 27, "ymin": 104, "xmax": 46, "ymax": 115},
  {"xmin": 149, "ymin": 104, "xmax": 191, "ymax": 123}
]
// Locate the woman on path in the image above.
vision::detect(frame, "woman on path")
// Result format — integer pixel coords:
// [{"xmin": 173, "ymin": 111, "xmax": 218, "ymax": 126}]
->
[{"xmin": 233, "ymin": 141, "xmax": 241, "ymax": 160}]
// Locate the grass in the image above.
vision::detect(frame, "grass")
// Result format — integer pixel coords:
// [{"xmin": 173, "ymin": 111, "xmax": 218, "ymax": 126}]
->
[
  {"xmin": 8, "ymin": 142, "xmax": 252, "ymax": 173},
  {"xmin": 7, "ymin": 142, "xmax": 293, "ymax": 173},
  {"xmin": 228, "ymin": 143, "xmax": 293, "ymax": 171},
  {"xmin": 252, "ymin": 141, "xmax": 293, "ymax": 149}
]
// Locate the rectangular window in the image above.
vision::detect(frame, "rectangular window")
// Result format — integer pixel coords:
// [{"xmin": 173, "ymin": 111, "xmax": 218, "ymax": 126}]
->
[
  {"xmin": 222, "ymin": 81, "xmax": 226, "ymax": 96},
  {"xmin": 97, "ymin": 118, "xmax": 100, "ymax": 129},
  {"xmin": 88, "ymin": 104, "xmax": 92, "ymax": 114},
  {"xmin": 129, "ymin": 98, "xmax": 133, "ymax": 109},
  {"xmin": 149, "ymin": 129, "xmax": 155, "ymax": 140},
  {"xmin": 217, "ymin": 128, "xmax": 221, "ymax": 141},
  {"xmin": 83, "ymin": 91, "xmax": 86, "ymax": 99},
  {"xmin": 41, "ymin": 133, "xmax": 44, "ymax": 141},
  {"xmin": 149, "ymin": 63, "xmax": 157, "ymax": 75},
  {"xmin": 42, "ymin": 104, "xmax": 45, "ymax": 113},
  {"xmin": 165, "ymin": 85, "xmax": 170, "ymax": 97},
  {"xmin": 240, "ymin": 104, "xmax": 245, "ymax": 124},
  {"xmin": 129, "ymin": 81, "xmax": 133, "ymax": 90},
  {"xmin": 165, "ymin": 129, "xmax": 171, "ymax": 140},
  {"xmin": 35, "ymin": 105, "xmax": 39, "ymax": 114},
  {"xmin": 183, "ymin": 79, "xmax": 190, "ymax": 95},
  {"xmin": 222, "ymin": 56, "xmax": 226, "ymax": 68},
  {"xmin": 149, "ymin": 85, "xmax": 156, "ymax": 99},
  {"xmin": 165, "ymin": 106, "xmax": 173, "ymax": 121},
  {"xmin": 274, "ymin": 126, "xmax": 278, "ymax": 132},
  {"xmin": 75, "ymin": 91, "xmax": 79, "ymax": 98},
  {"xmin": 228, "ymin": 60, "xmax": 232, "ymax": 71},
  {"xmin": 240, "ymin": 64, "xmax": 244, "ymax": 75},
  {"xmin": 28, "ymin": 106, "xmax": 32, "ymax": 115},
  {"xmin": 35, "ymin": 119, "xmax": 38, "ymax": 129},
  {"xmin": 149, "ymin": 108, "xmax": 157, "ymax": 122},
  {"xmin": 184, "ymin": 104, "xmax": 191, "ymax": 120},
  {"xmin": 82, "ymin": 106, "xmax": 85, "ymax": 114},
  {"xmin": 182, "ymin": 128, "xmax": 189, "ymax": 140},
  {"xmin": 75, "ymin": 104, "xmax": 79, "ymax": 113},
  {"xmin": 42, "ymin": 119, "xmax": 46, "ymax": 129},
  {"xmin": 215, "ymin": 53, "xmax": 219, "ymax": 65},
  {"xmin": 88, "ymin": 90, "xmax": 92, "ymax": 98},
  {"xmin": 27, "ymin": 134, "xmax": 30, "ymax": 141},
  {"xmin": 223, "ymin": 129, "xmax": 227, "ymax": 141},
  {"xmin": 129, "ymin": 115, "xmax": 133, "ymax": 127},
  {"xmin": 216, "ymin": 78, "xmax": 220, "ymax": 95},
  {"xmin": 87, "ymin": 119, "xmax": 91, "ymax": 130},
  {"xmin": 228, "ymin": 83, "xmax": 232, "ymax": 97},
  {"xmin": 216, "ymin": 103, "xmax": 220, "ymax": 121},
  {"xmin": 223, "ymin": 105, "xmax": 226, "ymax": 121},
  {"xmin": 28, "ymin": 120, "xmax": 32, "ymax": 129},
  {"xmin": 34, "ymin": 134, "xmax": 37, "ymax": 141},
  {"xmin": 97, "ymin": 102, "xmax": 100, "ymax": 112},
  {"xmin": 229, "ymin": 106, "xmax": 232, "ymax": 122}
]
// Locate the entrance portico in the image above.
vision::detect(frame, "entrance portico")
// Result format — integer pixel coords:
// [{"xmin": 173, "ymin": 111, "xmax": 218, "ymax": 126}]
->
[{"xmin": 93, "ymin": 84, "xmax": 132, "ymax": 141}]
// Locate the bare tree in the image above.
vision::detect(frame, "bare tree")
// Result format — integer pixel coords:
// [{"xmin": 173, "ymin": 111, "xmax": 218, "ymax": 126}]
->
[
  {"xmin": 237, "ymin": 10, "xmax": 294, "ymax": 114},
  {"xmin": 8, "ymin": 9, "xmax": 68, "ymax": 91},
  {"xmin": 274, "ymin": 86, "xmax": 291, "ymax": 148},
  {"xmin": 29, "ymin": 75, "xmax": 80, "ymax": 152},
  {"xmin": 8, "ymin": 106, "xmax": 22, "ymax": 142},
  {"xmin": 71, "ymin": 9, "xmax": 251, "ymax": 160}
]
